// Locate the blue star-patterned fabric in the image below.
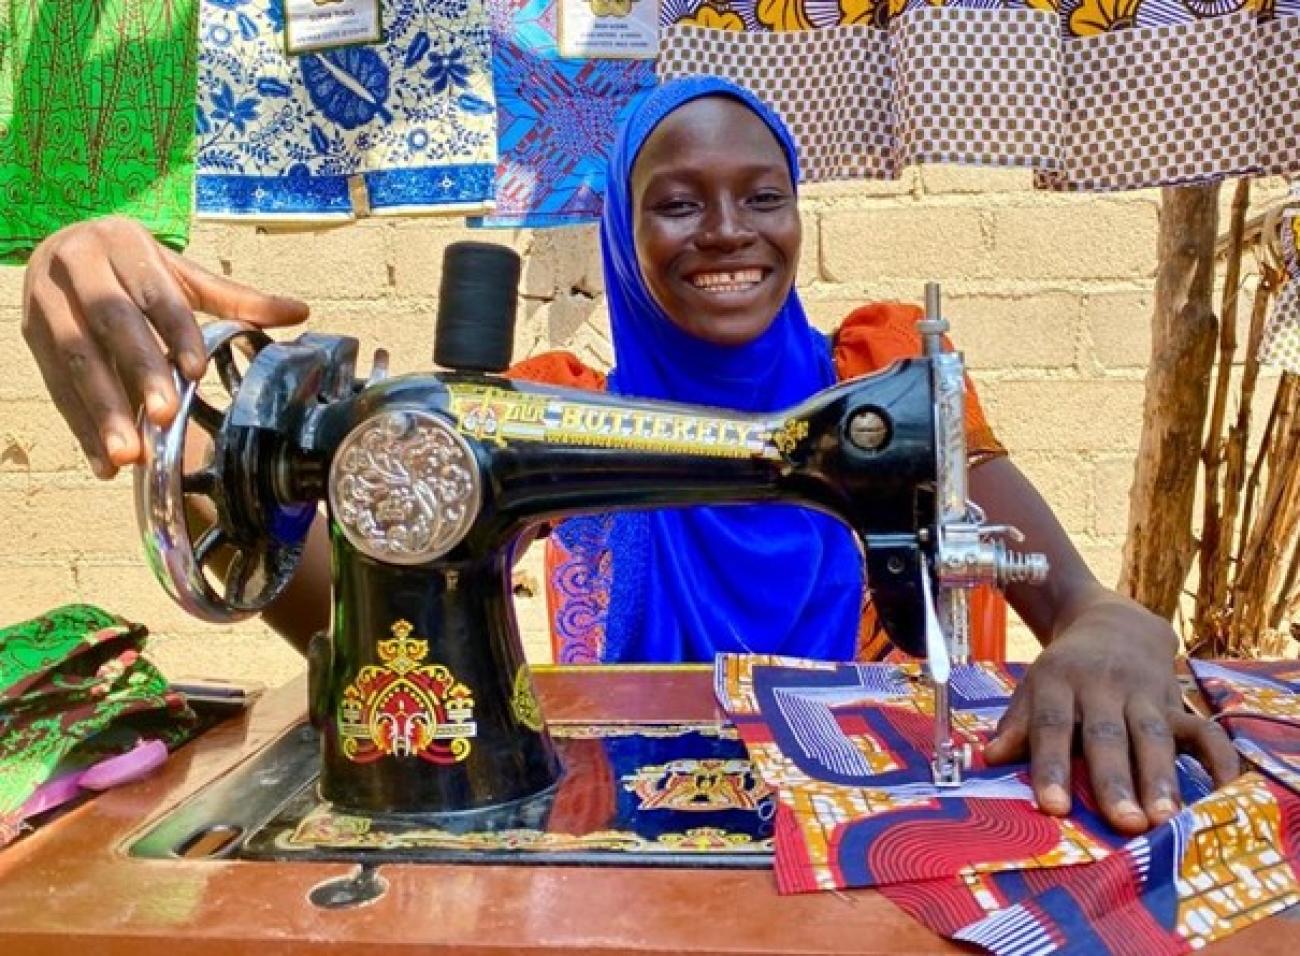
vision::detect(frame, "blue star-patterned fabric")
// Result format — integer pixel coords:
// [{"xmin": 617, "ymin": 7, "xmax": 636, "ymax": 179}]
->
[
  {"xmin": 196, "ymin": 0, "xmax": 497, "ymax": 220},
  {"xmin": 469, "ymin": 0, "xmax": 656, "ymax": 229}
]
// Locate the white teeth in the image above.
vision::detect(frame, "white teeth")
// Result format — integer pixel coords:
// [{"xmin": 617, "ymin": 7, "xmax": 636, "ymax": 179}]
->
[{"xmin": 690, "ymin": 269, "xmax": 764, "ymax": 291}]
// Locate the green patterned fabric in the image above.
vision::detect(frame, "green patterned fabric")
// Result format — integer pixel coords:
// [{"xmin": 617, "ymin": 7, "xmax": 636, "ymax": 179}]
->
[
  {"xmin": 0, "ymin": 0, "xmax": 199, "ymax": 264},
  {"xmin": 0, "ymin": 604, "xmax": 195, "ymax": 846}
]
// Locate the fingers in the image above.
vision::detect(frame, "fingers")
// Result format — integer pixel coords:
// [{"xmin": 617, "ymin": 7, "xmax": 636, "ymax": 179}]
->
[
  {"xmin": 984, "ymin": 680, "xmax": 1076, "ymax": 817},
  {"xmin": 164, "ymin": 249, "xmax": 310, "ymax": 330},
  {"xmin": 1126, "ymin": 701, "xmax": 1179, "ymax": 826},
  {"xmin": 1026, "ymin": 683, "xmax": 1076, "ymax": 817},
  {"xmin": 1079, "ymin": 694, "xmax": 1147, "ymax": 835},
  {"xmin": 23, "ymin": 314, "xmax": 115, "ymax": 478},
  {"xmin": 23, "ymin": 267, "xmax": 140, "ymax": 471},
  {"xmin": 982, "ymin": 686, "xmax": 1028, "ymax": 765},
  {"xmin": 113, "ymin": 231, "xmax": 208, "ymax": 384},
  {"xmin": 1170, "ymin": 711, "xmax": 1241, "ymax": 787}
]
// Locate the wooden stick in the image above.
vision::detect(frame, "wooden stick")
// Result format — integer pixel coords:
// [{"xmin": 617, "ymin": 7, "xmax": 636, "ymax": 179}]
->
[{"xmin": 1194, "ymin": 179, "xmax": 1250, "ymax": 645}]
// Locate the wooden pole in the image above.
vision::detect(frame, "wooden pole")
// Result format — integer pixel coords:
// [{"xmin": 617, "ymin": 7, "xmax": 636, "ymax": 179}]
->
[{"xmin": 1120, "ymin": 183, "xmax": 1222, "ymax": 618}]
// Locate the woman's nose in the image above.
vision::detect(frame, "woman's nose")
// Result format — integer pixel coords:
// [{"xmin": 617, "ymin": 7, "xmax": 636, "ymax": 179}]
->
[{"xmin": 697, "ymin": 200, "xmax": 755, "ymax": 250}]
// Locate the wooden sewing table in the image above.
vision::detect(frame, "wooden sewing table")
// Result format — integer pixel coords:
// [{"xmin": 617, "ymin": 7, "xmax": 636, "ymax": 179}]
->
[{"xmin": 0, "ymin": 665, "xmax": 1296, "ymax": 956}]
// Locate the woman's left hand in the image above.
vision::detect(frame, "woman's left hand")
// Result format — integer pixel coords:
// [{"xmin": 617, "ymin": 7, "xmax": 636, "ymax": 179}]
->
[{"xmin": 982, "ymin": 590, "xmax": 1241, "ymax": 835}]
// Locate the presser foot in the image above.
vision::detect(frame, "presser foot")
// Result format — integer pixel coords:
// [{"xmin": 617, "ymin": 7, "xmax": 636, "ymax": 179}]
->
[{"xmin": 930, "ymin": 741, "xmax": 972, "ymax": 788}]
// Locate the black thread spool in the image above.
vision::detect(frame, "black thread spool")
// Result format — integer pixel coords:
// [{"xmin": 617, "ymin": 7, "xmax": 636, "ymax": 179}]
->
[{"xmin": 434, "ymin": 241, "xmax": 522, "ymax": 373}]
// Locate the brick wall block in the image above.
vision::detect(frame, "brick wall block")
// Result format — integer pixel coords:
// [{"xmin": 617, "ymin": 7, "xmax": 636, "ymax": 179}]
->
[
  {"xmin": 977, "ymin": 379, "xmax": 1147, "ymax": 453},
  {"xmin": 1007, "ymin": 451, "xmax": 1092, "ymax": 535},
  {"xmin": 0, "ymin": 400, "xmax": 94, "ymax": 474},
  {"xmin": 920, "ymin": 165, "xmax": 1032, "ymax": 195},
  {"xmin": 991, "ymin": 199, "xmax": 1158, "ymax": 281},
  {"xmin": 1093, "ymin": 456, "xmax": 1139, "ymax": 537},
  {"xmin": 0, "ymin": 478, "xmax": 141, "ymax": 561},
  {"xmin": 227, "ymin": 222, "xmax": 390, "ymax": 301},
  {"xmin": 1083, "ymin": 290, "xmax": 1154, "ymax": 370},
  {"xmin": 821, "ymin": 207, "xmax": 990, "ymax": 283},
  {"xmin": 0, "ymin": 562, "xmax": 79, "ymax": 623},
  {"xmin": 949, "ymin": 293, "xmax": 1078, "ymax": 370}
]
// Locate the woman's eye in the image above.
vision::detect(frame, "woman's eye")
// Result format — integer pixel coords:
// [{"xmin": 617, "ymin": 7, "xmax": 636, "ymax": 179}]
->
[
  {"xmin": 750, "ymin": 191, "xmax": 788, "ymax": 209},
  {"xmin": 656, "ymin": 198, "xmax": 700, "ymax": 217}
]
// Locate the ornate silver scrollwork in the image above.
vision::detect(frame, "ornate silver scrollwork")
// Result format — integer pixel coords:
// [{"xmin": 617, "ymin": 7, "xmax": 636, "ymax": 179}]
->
[{"xmin": 329, "ymin": 409, "xmax": 482, "ymax": 565}]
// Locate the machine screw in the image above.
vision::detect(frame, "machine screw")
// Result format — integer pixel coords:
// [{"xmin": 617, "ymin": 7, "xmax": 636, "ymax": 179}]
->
[{"xmin": 848, "ymin": 410, "xmax": 890, "ymax": 451}]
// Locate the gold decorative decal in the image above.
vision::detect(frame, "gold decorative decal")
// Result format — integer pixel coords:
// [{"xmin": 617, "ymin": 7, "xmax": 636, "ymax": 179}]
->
[
  {"xmin": 624, "ymin": 758, "xmax": 773, "ymax": 812},
  {"xmin": 771, "ymin": 418, "xmax": 809, "ymax": 455},
  {"xmin": 511, "ymin": 665, "xmax": 544, "ymax": 732},
  {"xmin": 337, "ymin": 620, "xmax": 476, "ymax": 764},
  {"xmin": 447, "ymin": 383, "xmax": 784, "ymax": 460}
]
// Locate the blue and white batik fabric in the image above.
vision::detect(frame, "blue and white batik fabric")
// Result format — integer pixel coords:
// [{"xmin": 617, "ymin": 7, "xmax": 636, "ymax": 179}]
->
[{"xmin": 196, "ymin": 0, "xmax": 497, "ymax": 221}]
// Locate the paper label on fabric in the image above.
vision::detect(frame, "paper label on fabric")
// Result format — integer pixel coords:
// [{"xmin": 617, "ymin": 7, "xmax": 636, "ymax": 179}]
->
[
  {"xmin": 558, "ymin": 0, "xmax": 659, "ymax": 59},
  {"xmin": 283, "ymin": 0, "xmax": 382, "ymax": 55}
]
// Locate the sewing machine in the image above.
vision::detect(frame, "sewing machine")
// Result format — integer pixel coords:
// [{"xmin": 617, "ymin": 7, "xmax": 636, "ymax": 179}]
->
[{"xmin": 133, "ymin": 241, "xmax": 1047, "ymax": 825}]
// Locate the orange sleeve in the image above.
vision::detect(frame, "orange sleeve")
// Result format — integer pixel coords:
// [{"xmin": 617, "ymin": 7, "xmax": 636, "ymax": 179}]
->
[
  {"xmin": 832, "ymin": 302, "xmax": 1005, "ymax": 465},
  {"xmin": 506, "ymin": 351, "xmax": 607, "ymax": 391}
]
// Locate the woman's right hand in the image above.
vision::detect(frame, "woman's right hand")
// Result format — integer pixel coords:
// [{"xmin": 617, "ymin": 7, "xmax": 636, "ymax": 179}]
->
[{"xmin": 21, "ymin": 216, "xmax": 310, "ymax": 478}]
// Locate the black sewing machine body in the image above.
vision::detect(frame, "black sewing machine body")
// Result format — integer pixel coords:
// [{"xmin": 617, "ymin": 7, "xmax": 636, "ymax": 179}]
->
[
  {"xmin": 135, "ymin": 247, "xmax": 1044, "ymax": 821},
  {"xmin": 214, "ymin": 334, "xmax": 938, "ymax": 813}
]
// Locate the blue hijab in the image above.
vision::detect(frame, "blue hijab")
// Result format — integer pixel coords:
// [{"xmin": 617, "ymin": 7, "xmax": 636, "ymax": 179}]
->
[{"xmin": 591, "ymin": 75, "xmax": 865, "ymax": 663}]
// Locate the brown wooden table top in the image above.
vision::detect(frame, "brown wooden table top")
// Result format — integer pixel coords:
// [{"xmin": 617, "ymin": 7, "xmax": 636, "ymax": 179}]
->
[{"xmin": 0, "ymin": 665, "xmax": 1296, "ymax": 956}]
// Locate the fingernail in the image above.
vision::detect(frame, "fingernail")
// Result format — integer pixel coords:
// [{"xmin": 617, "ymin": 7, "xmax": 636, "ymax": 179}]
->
[
  {"xmin": 105, "ymin": 432, "xmax": 128, "ymax": 458},
  {"xmin": 1153, "ymin": 797, "xmax": 1178, "ymax": 819},
  {"xmin": 1040, "ymin": 784, "xmax": 1070, "ymax": 811},
  {"xmin": 145, "ymin": 390, "xmax": 169, "ymax": 417},
  {"xmin": 1115, "ymin": 798, "xmax": 1143, "ymax": 820}
]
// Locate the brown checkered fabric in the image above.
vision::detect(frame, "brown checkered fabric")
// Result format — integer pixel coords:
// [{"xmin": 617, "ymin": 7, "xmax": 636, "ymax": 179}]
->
[
  {"xmin": 1259, "ymin": 210, "xmax": 1300, "ymax": 374},
  {"xmin": 657, "ymin": 24, "xmax": 898, "ymax": 182},
  {"xmin": 893, "ymin": 7, "xmax": 1062, "ymax": 170},
  {"xmin": 659, "ymin": 11, "xmax": 1300, "ymax": 192},
  {"xmin": 1257, "ymin": 17, "xmax": 1300, "ymax": 177},
  {"xmin": 1035, "ymin": 12, "xmax": 1261, "ymax": 192}
]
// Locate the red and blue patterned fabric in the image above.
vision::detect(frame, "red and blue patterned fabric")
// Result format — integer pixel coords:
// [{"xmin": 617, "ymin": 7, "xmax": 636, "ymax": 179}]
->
[
  {"xmin": 1191, "ymin": 659, "xmax": 1300, "ymax": 793},
  {"xmin": 715, "ymin": 654, "xmax": 1300, "ymax": 954}
]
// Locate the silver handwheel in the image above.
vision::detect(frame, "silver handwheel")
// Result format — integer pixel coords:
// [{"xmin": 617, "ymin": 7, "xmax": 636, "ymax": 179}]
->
[{"xmin": 134, "ymin": 320, "xmax": 308, "ymax": 623}]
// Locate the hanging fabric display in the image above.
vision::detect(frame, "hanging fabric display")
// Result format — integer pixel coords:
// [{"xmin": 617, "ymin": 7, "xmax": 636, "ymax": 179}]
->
[
  {"xmin": 470, "ymin": 0, "xmax": 657, "ymax": 228},
  {"xmin": 194, "ymin": 0, "xmax": 498, "ymax": 221},
  {"xmin": 0, "ymin": 0, "xmax": 199, "ymax": 263},
  {"xmin": 1258, "ymin": 202, "xmax": 1300, "ymax": 373},
  {"xmin": 658, "ymin": 2, "xmax": 1300, "ymax": 191}
]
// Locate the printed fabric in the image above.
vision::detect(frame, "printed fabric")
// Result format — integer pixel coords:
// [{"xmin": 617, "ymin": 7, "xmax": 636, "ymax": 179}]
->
[
  {"xmin": 470, "ymin": 0, "xmax": 657, "ymax": 228},
  {"xmin": 0, "ymin": 605, "xmax": 196, "ymax": 847},
  {"xmin": 0, "ymin": 0, "xmax": 198, "ymax": 263},
  {"xmin": 1258, "ymin": 205, "xmax": 1300, "ymax": 374},
  {"xmin": 657, "ymin": 2, "xmax": 1300, "ymax": 191},
  {"xmin": 714, "ymin": 654, "xmax": 1300, "ymax": 955},
  {"xmin": 195, "ymin": 0, "xmax": 497, "ymax": 220},
  {"xmin": 1191, "ymin": 658, "xmax": 1300, "ymax": 793}
]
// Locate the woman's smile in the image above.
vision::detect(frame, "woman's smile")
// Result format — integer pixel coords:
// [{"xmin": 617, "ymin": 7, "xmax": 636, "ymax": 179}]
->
[{"xmin": 686, "ymin": 267, "xmax": 770, "ymax": 295}]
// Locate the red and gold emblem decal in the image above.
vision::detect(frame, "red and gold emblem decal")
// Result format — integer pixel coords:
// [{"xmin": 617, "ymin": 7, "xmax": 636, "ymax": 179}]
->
[
  {"xmin": 338, "ymin": 620, "xmax": 476, "ymax": 764},
  {"xmin": 625, "ymin": 758, "xmax": 772, "ymax": 812}
]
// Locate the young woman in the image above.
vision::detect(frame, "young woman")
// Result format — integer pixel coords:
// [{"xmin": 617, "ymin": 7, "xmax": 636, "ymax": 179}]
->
[{"xmin": 20, "ymin": 77, "xmax": 1239, "ymax": 836}]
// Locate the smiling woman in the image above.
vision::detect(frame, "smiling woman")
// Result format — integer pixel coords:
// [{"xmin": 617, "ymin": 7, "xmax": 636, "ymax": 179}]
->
[{"xmin": 631, "ymin": 97, "xmax": 800, "ymax": 346}]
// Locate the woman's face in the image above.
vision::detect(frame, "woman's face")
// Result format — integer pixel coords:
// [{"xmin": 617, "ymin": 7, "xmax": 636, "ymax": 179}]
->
[{"xmin": 630, "ymin": 96, "xmax": 800, "ymax": 347}]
